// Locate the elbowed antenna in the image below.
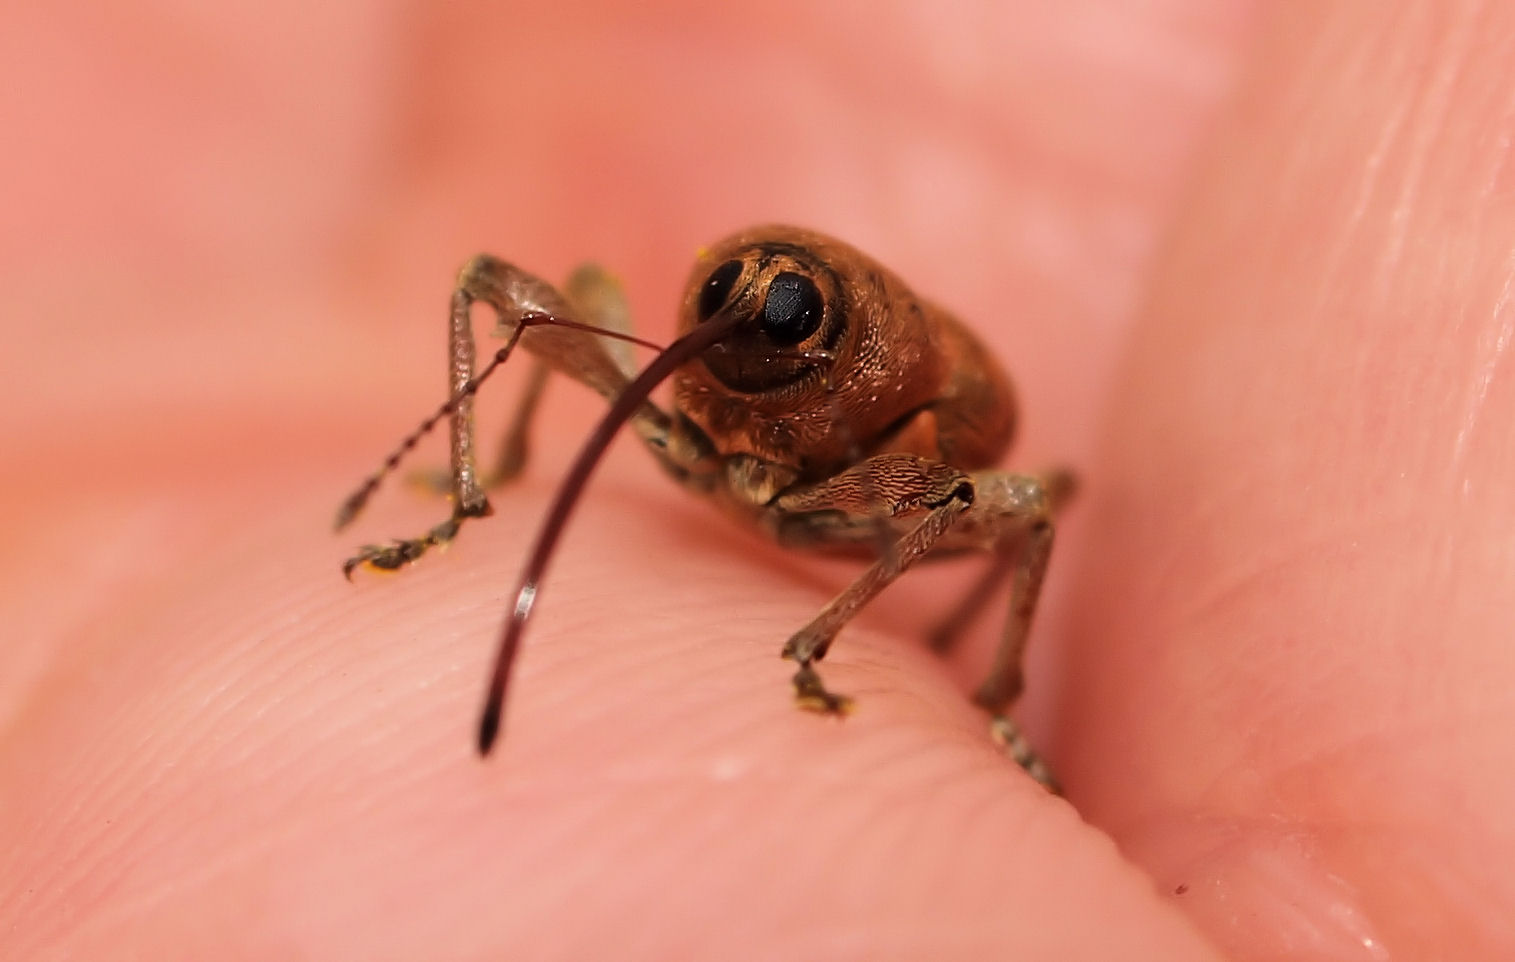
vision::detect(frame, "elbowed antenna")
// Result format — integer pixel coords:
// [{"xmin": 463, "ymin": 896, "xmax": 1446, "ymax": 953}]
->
[
  {"xmin": 334, "ymin": 312, "xmax": 665, "ymax": 536},
  {"xmin": 478, "ymin": 310, "xmax": 744, "ymax": 755}
]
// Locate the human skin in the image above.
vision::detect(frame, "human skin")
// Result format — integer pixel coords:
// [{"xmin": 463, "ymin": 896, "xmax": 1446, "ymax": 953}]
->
[{"xmin": 2, "ymin": 2, "xmax": 1513, "ymax": 960}]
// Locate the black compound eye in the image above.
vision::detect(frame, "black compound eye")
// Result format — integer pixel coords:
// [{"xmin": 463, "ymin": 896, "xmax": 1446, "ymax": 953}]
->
[
  {"xmin": 762, "ymin": 271, "xmax": 823, "ymax": 344},
  {"xmin": 697, "ymin": 260, "xmax": 744, "ymax": 320}
]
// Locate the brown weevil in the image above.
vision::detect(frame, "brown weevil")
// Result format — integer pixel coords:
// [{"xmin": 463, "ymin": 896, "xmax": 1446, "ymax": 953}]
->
[{"xmin": 336, "ymin": 225, "xmax": 1074, "ymax": 788}]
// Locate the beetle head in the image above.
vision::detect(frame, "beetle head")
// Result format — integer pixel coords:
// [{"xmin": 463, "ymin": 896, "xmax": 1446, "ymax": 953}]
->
[{"xmin": 674, "ymin": 225, "xmax": 945, "ymax": 473}]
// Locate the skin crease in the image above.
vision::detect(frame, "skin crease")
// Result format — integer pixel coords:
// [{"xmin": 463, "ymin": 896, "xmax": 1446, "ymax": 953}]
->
[{"xmin": 2, "ymin": 1, "xmax": 1513, "ymax": 960}]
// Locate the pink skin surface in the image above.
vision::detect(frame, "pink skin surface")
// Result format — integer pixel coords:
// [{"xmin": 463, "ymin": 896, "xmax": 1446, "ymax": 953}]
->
[{"xmin": 3, "ymin": 2, "xmax": 1513, "ymax": 959}]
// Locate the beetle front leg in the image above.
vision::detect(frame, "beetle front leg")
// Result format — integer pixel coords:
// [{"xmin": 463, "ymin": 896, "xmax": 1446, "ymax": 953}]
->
[
  {"xmin": 784, "ymin": 499, "xmax": 969, "ymax": 713},
  {"xmin": 409, "ymin": 262, "xmax": 638, "ymax": 495},
  {"xmin": 768, "ymin": 455, "xmax": 976, "ymax": 713},
  {"xmin": 341, "ymin": 256, "xmax": 666, "ymax": 577},
  {"xmin": 340, "ymin": 279, "xmax": 503, "ymax": 576},
  {"xmin": 772, "ymin": 464, "xmax": 1065, "ymax": 789}
]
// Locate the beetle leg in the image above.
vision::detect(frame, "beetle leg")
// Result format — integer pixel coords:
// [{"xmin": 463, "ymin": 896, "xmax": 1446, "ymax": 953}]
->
[
  {"xmin": 991, "ymin": 714, "xmax": 1059, "ymax": 793},
  {"xmin": 770, "ymin": 462, "xmax": 1065, "ymax": 788},
  {"xmin": 341, "ymin": 256, "xmax": 673, "ymax": 576},
  {"xmin": 478, "ymin": 357, "xmax": 550, "ymax": 488},
  {"xmin": 407, "ymin": 356, "xmax": 549, "ymax": 497},
  {"xmin": 962, "ymin": 472, "xmax": 1061, "ymax": 790},
  {"xmin": 971, "ymin": 515, "xmax": 1053, "ymax": 711},
  {"xmin": 767, "ymin": 455, "xmax": 975, "ymax": 712},
  {"xmin": 480, "ymin": 264, "xmax": 640, "ymax": 488},
  {"xmin": 916, "ymin": 518, "xmax": 1061, "ymax": 790},
  {"xmin": 407, "ymin": 263, "xmax": 636, "ymax": 495},
  {"xmin": 926, "ymin": 553, "xmax": 1015, "ymax": 653},
  {"xmin": 926, "ymin": 466, "xmax": 1074, "ymax": 654}
]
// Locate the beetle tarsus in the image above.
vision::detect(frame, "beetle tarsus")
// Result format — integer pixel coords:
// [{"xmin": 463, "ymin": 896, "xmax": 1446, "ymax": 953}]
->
[
  {"xmin": 990, "ymin": 714, "xmax": 1060, "ymax": 794},
  {"xmin": 791, "ymin": 663, "xmax": 854, "ymax": 715},
  {"xmin": 341, "ymin": 512, "xmax": 481, "ymax": 578}
]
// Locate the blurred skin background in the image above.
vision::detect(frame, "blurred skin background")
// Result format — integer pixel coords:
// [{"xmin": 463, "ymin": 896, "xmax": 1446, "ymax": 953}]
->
[{"xmin": 2, "ymin": 1, "xmax": 1513, "ymax": 959}]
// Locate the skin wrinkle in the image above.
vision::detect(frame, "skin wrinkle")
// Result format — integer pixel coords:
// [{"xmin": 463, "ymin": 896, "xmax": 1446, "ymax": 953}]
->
[
  {"xmin": 1452, "ymin": 251, "xmax": 1515, "ymax": 477},
  {"xmin": 1486, "ymin": 113, "xmax": 1515, "ymax": 198},
  {"xmin": 78, "ymin": 758, "xmax": 308, "ymax": 922},
  {"xmin": 1107, "ymin": 459, "xmax": 1406, "ymax": 639},
  {"xmin": 42, "ymin": 811, "xmax": 316, "ymax": 953},
  {"xmin": 1340, "ymin": 74, "xmax": 1408, "ymax": 301},
  {"xmin": 1271, "ymin": 11, "xmax": 1399, "ymax": 328},
  {"xmin": 1325, "ymin": 44, "xmax": 1405, "ymax": 318},
  {"xmin": 1152, "ymin": 517, "xmax": 1384, "ymax": 641},
  {"xmin": 1403, "ymin": 833, "xmax": 1515, "ymax": 946},
  {"xmin": 1374, "ymin": 6, "xmax": 1467, "ymax": 287},
  {"xmin": 28, "ymin": 605, "xmax": 458, "ymax": 948},
  {"xmin": 1169, "ymin": 627, "xmax": 1413, "ymax": 810}
]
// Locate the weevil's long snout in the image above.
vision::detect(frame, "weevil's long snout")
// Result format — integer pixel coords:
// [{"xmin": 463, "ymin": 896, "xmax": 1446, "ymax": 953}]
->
[{"xmin": 477, "ymin": 308, "xmax": 745, "ymax": 755}]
